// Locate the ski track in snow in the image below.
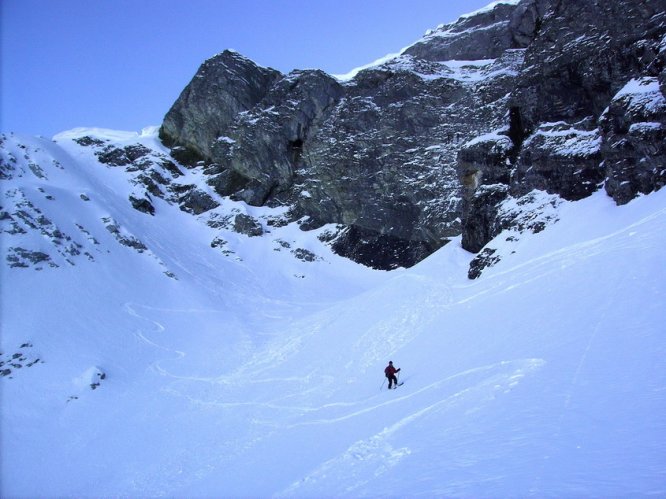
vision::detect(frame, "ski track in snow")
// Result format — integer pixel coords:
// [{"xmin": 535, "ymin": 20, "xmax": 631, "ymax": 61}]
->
[
  {"xmin": 124, "ymin": 301, "xmax": 545, "ymax": 447},
  {"xmin": 124, "ymin": 302, "xmax": 189, "ymax": 378},
  {"xmin": 273, "ymin": 358, "xmax": 545, "ymax": 429},
  {"xmin": 347, "ymin": 275, "xmax": 455, "ymax": 371},
  {"xmin": 279, "ymin": 358, "xmax": 546, "ymax": 496},
  {"xmin": 530, "ymin": 262, "xmax": 624, "ymax": 493},
  {"xmin": 112, "ymin": 195, "xmax": 666, "ymax": 497}
]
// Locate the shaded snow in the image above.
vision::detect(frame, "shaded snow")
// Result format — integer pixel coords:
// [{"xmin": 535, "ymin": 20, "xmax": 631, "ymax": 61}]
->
[
  {"xmin": 1, "ymin": 128, "xmax": 666, "ymax": 497},
  {"xmin": 463, "ymin": 130, "xmax": 513, "ymax": 150}
]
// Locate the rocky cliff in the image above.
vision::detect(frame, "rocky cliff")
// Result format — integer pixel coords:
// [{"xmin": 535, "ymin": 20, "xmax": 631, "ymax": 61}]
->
[{"xmin": 160, "ymin": 0, "xmax": 666, "ymax": 273}]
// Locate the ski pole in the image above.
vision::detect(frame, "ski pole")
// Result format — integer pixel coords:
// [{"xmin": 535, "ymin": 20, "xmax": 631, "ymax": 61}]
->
[{"xmin": 380, "ymin": 377, "xmax": 386, "ymax": 391}]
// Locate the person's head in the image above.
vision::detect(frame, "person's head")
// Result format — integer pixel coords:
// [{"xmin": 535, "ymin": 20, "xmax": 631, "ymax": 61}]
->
[{"xmin": 388, "ymin": 361, "xmax": 393, "ymax": 365}]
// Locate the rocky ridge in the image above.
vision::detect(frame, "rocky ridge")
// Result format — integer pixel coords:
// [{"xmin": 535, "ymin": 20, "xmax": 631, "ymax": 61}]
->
[
  {"xmin": 459, "ymin": 0, "xmax": 666, "ymax": 268},
  {"xmin": 0, "ymin": 127, "xmax": 340, "ymax": 278},
  {"xmin": 159, "ymin": 0, "xmax": 666, "ymax": 274},
  {"xmin": 3, "ymin": 0, "xmax": 665, "ymax": 277}
]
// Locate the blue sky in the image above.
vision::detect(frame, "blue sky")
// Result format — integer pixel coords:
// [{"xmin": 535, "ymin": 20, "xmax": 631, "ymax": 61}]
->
[{"xmin": 1, "ymin": 0, "xmax": 495, "ymax": 137}]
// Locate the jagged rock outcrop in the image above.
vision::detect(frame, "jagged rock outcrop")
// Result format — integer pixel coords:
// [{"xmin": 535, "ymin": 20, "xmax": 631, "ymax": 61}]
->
[
  {"xmin": 511, "ymin": 1, "xmax": 666, "ymax": 134},
  {"xmin": 71, "ymin": 134, "xmax": 222, "ymax": 217},
  {"xmin": 160, "ymin": 50, "xmax": 282, "ymax": 162},
  {"xmin": 233, "ymin": 213, "xmax": 263, "ymax": 237},
  {"xmin": 208, "ymin": 68, "xmax": 345, "ymax": 206},
  {"xmin": 404, "ymin": 0, "xmax": 550, "ymax": 61},
  {"xmin": 160, "ymin": 42, "xmax": 526, "ymax": 269},
  {"xmin": 511, "ymin": 119, "xmax": 604, "ymax": 201},
  {"xmin": 159, "ymin": 0, "xmax": 666, "ymax": 271},
  {"xmin": 458, "ymin": 0, "xmax": 666, "ymax": 265},
  {"xmin": 600, "ymin": 76, "xmax": 666, "ymax": 204}
]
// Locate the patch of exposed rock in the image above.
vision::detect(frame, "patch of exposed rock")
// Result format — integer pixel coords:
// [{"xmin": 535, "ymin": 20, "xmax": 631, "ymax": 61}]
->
[{"xmin": 458, "ymin": 0, "xmax": 666, "ymax": 270}]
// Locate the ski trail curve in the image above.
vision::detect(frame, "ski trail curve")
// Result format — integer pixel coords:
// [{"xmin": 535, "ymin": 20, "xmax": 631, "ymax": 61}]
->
[{"xmin": 124, "ymin": 302, "xmax": 186, "ymax": 376}]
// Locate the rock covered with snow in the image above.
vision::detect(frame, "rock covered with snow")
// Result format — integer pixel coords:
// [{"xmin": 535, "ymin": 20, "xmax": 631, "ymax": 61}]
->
[
  {"xmin": 159, "ymin": 5, "xmax": 533, "ymax": 269},
  {"xmin": 601, "ymin": 77, "xmax": 666, "ymax": 204},
  {"xmin": 0, "ymin": 127, "xmax": 341, "ymax": 279},
  {"xmin": 157, "ymin": 0, "xmax": 666, "ymax": 271},
  {"xmin": 512, "ymin": 119, "xmax": 604, "ymax": 201},
  {"xmin": 403, "ymin": 0, "xmax": 549, "ymax": 61},
  {"xmin": 457, "ymin": 0, "xmax": 666, "ymax": 268}
]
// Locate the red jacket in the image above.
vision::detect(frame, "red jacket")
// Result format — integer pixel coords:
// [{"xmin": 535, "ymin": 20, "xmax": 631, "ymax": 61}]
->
[{"xmin": 385, "ymin": 365, "xmax": 399, "ymax": 377}]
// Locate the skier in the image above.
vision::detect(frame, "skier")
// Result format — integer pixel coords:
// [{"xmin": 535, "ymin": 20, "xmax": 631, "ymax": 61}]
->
[{"xmin": 384, "ymin": 361, "xmax": 401, "ymax": 389}]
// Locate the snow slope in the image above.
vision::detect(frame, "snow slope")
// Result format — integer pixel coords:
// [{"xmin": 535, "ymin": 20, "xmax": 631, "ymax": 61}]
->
[{"xmin": 1, "ymin": 128, "xmax": 665, "ymax": 497}]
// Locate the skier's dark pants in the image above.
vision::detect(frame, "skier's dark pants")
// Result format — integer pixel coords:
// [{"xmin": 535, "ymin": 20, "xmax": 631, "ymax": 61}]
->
[{"xmin": 387, "ymin": 374, "xmax": 398, "ymax": 389}]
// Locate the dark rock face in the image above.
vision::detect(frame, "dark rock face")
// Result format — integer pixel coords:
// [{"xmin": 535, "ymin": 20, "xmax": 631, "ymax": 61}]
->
[
  {"xmin": 177, "ymin": 188, "xmax": 219, "ymax": 215},
  {"xmin": 330, "ymin": 225, "xmax": 433, "ymax": 271},
  {"xmin": 233, "ymin": 214, "xmax": 263, "ymax": 237},
  {"xmin": 129, "ymin": 195, "xmax": 155, "ymax": 216},
  {"xmin": 600, "ymin": 77, "xmax": 666, "ymax": 204},
  {"xmin": 160, "ymin": 50, "xmax": 282, "ymax": 162},
  {"xmin": 284, "ymin": 49, "xmax": 529, "ymax": 266},
  {"xmin": 209, "ymin": 69, "xmax": 345, "ymax": 206},
  {"xmin": 468, "ymin": 248, "xmax": 501, "ymax": 280},
  {"xmin": 460, "ymin": 184, "xmax": 510, "ymax": 254},
  {"xmin": 458, "ymin": 0, "xmax": 666, "ymax": 262},
  {"xmin": 512, "ymin": 1, "xmax": 666, "ymax": 134},
  {"xmin": 511, "ymin": 120, "xmax": 604, "ymax": 201},
  {"xmin": 160, "ymin": 44, "xmax": 525, "ymax": 268},
  {"xmin": 159, "ymin": 0, "xmax": 666, "ymax": 270}
]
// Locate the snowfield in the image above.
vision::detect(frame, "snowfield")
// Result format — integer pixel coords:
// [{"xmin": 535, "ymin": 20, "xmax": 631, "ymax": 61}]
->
[{"xmin": 1, "ymin": 128, "xmax": 665, "ymax": 497}]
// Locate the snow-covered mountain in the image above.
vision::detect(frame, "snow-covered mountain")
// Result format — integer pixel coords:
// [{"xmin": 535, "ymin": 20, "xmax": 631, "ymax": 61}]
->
[
  {"xmin": 2, "ymin": 125, "xmax": 665, "ymax": 496},
  {"xmin": 159, "ymin": 0, "xmax": 666, "ymax": 270},
  {"xmin": 2, "ymin": 0, "xmax": 666, "ymax": 496}
]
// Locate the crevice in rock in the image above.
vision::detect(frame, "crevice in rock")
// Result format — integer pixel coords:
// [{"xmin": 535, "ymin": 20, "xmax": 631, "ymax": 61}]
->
[
  {"xmin": 508, "ymin": 106, "xmax": 527, "ymax": 158},
  {"xmin": 289, "ymin": 138, "xmax": 304, "ymax": 166}
]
